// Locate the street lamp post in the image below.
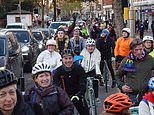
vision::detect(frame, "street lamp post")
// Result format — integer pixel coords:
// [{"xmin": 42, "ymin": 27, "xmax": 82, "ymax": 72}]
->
[
  {"xmin": 53, "ymin": 0, "xmax": 56, "ymax": 21},
  {"xmin": 41, "ymin": 0, "xmax": 45, "ymax": 27},
  {"xmin": 129, "ymin": 0, "xmax": 135, "ymax": 38}
]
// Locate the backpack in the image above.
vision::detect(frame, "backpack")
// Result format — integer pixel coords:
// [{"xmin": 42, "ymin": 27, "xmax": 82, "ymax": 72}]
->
[{"xmin": 142, "ymin": 99, "xmax": 149, "ymax": 106}]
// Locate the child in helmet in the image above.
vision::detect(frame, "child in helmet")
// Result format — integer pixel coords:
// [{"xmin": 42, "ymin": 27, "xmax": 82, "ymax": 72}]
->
[
  {"xmin": 100, "ymin": 93, "xmax": 132, "ymax": 115},
  {"xmin": 139, "ymin": 77, "xmax": 154, "ymax": 115},
  {"xmin": 25, "ymin": 62, "xmax": 74, "ymax": 115},
  {"xmin": 0, "ymin": 69, "xmax": 35, "ymax": 115},
  {"xmin": 143, "ymin": 36, "xmax": 153, "ymax": 54}
]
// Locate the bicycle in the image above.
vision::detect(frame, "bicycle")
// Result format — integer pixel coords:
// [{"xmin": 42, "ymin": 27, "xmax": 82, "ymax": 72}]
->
[
  {"xmin": 103, "ymin": 60, "xmax": 110, "ymax": 93},
  {"xmin": 86, "ymin": 77, "xmax": 97, "ymax": 115}
]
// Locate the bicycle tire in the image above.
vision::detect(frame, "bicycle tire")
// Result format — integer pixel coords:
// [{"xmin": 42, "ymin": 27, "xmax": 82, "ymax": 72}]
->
[
  {"xmin": 105, "ymin": 80, "xmax": 108, "ymax": 93},
  {"xmin": 104, "ymin": 60, "xmax": 109, "ymax": 93},
  {"xmin": 86, "ymin": 77, "xmax": 97, "ymax": 115},
  {"xmin": 89, "ymin": 88, "xmax": 97, "ymax": 115}
]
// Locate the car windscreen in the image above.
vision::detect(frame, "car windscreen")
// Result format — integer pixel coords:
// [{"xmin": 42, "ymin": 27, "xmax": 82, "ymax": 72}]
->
[
  {"xmin": 13, "ymin": 31, "xmax": 29, "ymax": 43},
  {"xmin": 6, "ymin": 25, "xmax": 22, "ymax": 29},
  {"xmin": 49, "ymin": 23, "xmax": 68, "ymax": 29},
  {"xmin": 0, "ymin": 39, "xmax": 5, "ymax": 56},
  {"xmin": 42, "ymin": 30, "xmax": 49, "ymax": 38},
  {"xmin": 32, "ymin": 32, "xmax": 43, "ymax": 41}
]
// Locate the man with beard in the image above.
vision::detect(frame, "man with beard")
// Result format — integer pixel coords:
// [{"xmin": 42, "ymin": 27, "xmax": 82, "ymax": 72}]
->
[{"xmin": 96, "ymin": 29, "xmax": 116, "ymax": 88}]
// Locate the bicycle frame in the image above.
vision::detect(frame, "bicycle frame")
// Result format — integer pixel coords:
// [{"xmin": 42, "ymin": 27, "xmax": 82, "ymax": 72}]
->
[{"xmin": 86, "ymin": 77, "xmax": 97, "ymax": 115}]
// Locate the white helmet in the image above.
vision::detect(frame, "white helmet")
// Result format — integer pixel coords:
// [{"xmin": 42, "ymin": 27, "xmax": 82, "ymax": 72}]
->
[
  {"xmin": 46, "ymin": 39, "xmax": 56, "ymax": 46},
  {"xmin": 32, "ymin": 62, "xmax": 52, "ymax": 75},
  {"xmin": 143, "ymin": 36, "xmax": 153, "ymax": 42},
  {"xmin": 122, "ymin": 28, "xmax": 131, "ymax": 34},
  {"xmin": 86, "ymin": 38, "xmax": 95, "ymax": 46}
]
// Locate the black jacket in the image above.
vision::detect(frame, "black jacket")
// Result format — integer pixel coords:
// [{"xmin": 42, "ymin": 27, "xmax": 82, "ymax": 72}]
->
[
  {"xmin": 0, "ymin": 89, "xmax": 35, "ymax": 115},
  {"xmin": 96, "ymin": 36, "xmax": 115, "ymax": 61},
  {"xmin": 53, "ymin": 64, "xmax": 86, "ymax": 97},
  {"xmin": 25, "ymin": 85, "xmax": 74, "ymax": 115}
]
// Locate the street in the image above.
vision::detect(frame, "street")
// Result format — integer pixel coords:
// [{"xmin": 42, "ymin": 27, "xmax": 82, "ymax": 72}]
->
[{"xmin": 24, "ymin": 72, "xmax": 119, "ymax": 115}]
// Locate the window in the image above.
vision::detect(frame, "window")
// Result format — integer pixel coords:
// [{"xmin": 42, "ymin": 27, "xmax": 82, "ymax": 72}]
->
[{"xmin": 0, "ymin": 39, "xmax": 5, "ymax": 56}]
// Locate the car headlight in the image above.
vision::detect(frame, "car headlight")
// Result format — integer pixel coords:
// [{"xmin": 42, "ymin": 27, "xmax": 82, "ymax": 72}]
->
[
  {"xmin": 22, "ymin": 46, "xmax": 29, "ymax": 52},
  {"xmin": 0, "ymin": 66, "xmax": 5, "ymax": 70}
]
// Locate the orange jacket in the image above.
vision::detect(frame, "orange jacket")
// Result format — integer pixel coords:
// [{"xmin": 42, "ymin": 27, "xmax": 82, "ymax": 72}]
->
[{"xmin": 114, "ymin": 37, "xmax": 133, "ymax": 57}]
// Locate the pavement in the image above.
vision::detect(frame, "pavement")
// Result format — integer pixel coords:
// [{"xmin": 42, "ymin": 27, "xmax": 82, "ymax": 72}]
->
[{"xmin": 136, "ymin": 30, "xmax": 153, "ymax": 38}]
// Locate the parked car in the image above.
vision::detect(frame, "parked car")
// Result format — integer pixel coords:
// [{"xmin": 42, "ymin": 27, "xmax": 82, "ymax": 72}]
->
[
  {"xmin": 1, "ymin": 29, "xmax": 40, "ymax": 72},
  {"xmin": 0, "ymin": 31, "xmax": 23, "ymax": 79}
]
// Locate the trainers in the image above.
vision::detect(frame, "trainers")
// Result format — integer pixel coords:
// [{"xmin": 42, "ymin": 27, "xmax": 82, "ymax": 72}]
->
[{"xmin": 95, "ymin": 98, "xmax": 101, "ymax": 103}]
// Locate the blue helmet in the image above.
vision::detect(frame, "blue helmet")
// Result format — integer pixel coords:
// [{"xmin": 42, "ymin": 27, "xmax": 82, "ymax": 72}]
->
[
  {"xmin": 148, "ymin": 77, "xmax": 154, "ymax": 89},
  {"xmin": 101, "ymin": 29, "xmax": 109, "ymax": 36}
]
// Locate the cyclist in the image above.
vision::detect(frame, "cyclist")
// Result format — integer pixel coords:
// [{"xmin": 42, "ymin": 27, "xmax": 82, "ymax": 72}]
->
[
  {"xmin": 139, "ymin": 77, "xmax": 154, "ymax": 115},
  {"xmin": 55, "ymin": 27, "xmax": 72, "ymax": 55},
  {"xmin": 70, "ymin": 27, "xmax": 86, "ymax": 55},
  {"xmin": 80, "ymin": 38, "xmax": 102, "ymax": 102},
  {"xmin": 25, "ymin": 62, "xmax": 74, "ymax": 115},
  {"xmin": 0, "ymin": 69, "xmax": 35, "ymax": 115},
  {"xmin": 100, "ymin": 93, "xmax": 132, "ymax": 115},
  {"xmin": 96, "ymin": 29, "xmax": 116, "ymax": 88},
  {"xmin": 36, "ymin": 39, "xmax": 62, "ymax": 72},
  {"xmin": 115, "ymin": 38, "xmax": 154, "ymax": 104},
  {"xmin": 143, "ymin": 36, "xmax": 153, "ymax": 54},
  {"xmin": 53, "ymin": 49, "xmax": 89, "ymax": 115},
  {"xmin": 114, "ymin": 28, "xmax": 133, "ymax": 69}
]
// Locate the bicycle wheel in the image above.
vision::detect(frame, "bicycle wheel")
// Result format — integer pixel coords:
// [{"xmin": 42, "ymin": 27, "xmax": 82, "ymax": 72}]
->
[
  {"xmin": 89, "ymin": 88, "xmax": 97, "ymax": 115},
  {"xmin": 104, "ymin": 60, "xmax": 109, "ymax": 93}
]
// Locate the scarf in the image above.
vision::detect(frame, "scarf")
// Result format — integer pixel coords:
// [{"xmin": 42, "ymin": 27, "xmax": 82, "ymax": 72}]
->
[
  {"xmin": 56, "ymin": 35, "xmax": 69, "ymax": 53},
  {"xmin": 35, "ymin": 84, "xmax": 54, "ymax": 97},
  {"xmin": 143, "ymin": 92, "xmax": 154, "ymax": 104},
  {"xmin": 123, "ymin": 50, "xmax": 146, "ymax": 72}
]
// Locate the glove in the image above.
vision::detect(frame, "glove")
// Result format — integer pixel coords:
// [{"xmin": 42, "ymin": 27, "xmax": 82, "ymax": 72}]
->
[
  {"xmin": 71, "ymin": 95, "xmax": 80, "ymax": 103},
  {"xmin": 95, "ymin": 74, "xmax": 102, "ymax": 79},
  {"xmin": 115, "ymin": 55, "xmax": 121, "ymax": 62}
]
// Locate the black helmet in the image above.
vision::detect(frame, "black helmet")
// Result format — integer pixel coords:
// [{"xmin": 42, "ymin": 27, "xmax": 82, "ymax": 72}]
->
[
  {"xmin": 57, "ymin": 27, "xmax": 65, "ymax": 32},
  {"xmin": 61, "ymin": 49, "xmax": 74, "ymax": 58},
  {"xmin": 0, "ymin": 69, "xmax": 17, "ymax": 89}
]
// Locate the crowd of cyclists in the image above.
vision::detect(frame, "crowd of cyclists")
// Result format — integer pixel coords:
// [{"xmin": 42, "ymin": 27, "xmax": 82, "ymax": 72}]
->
[{"xmin": 0, "ymin": 16, "xmax": 154, "ymax": 115}]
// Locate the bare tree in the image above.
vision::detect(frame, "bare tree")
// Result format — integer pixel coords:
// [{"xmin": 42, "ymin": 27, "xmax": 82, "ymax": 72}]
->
[{"xmin": 112, "ymin": 0, "xmax": 125, "ymax": 38}]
